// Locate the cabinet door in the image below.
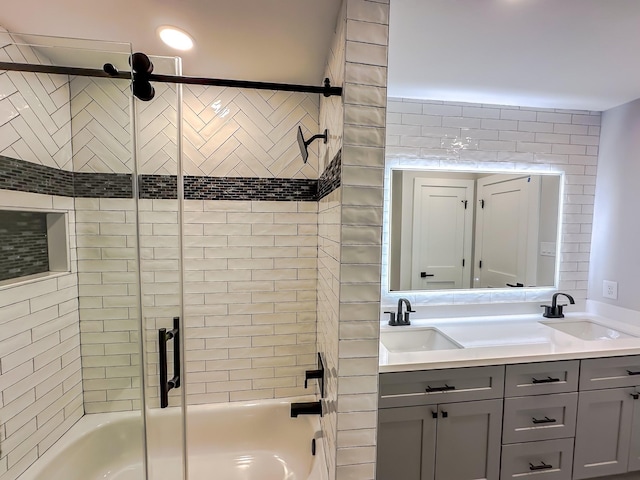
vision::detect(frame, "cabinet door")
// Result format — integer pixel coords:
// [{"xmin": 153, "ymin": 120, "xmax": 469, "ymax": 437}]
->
[
  {"xmin": 377, "ymin": 405, "xmax": 437, "ymax": 480},
  {"xmin": 435, "ymin": 399, "xmax": 503, "ymax": 480},
  {"xmin": 627, "ymin": 391, "xmax": 640, "ymax": 472},
  {"xmin": 573, "ymin": 388, "xmax": 635, "ymax": 479}
]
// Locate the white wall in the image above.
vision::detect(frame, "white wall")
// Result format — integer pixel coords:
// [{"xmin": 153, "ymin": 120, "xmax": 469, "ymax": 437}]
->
[{"xmin": 588, "ymin": 97, "xmax": 640, "ymax": 310}]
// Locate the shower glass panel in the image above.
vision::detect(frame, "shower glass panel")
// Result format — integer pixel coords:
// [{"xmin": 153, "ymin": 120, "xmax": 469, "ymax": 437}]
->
[
  {"xmin": 134, "ymin": 56, "xmax": 187, "ymax": 480},
  {"xmin": 0, "ymin": 32, "xmax": 155, "ymax": 479}
]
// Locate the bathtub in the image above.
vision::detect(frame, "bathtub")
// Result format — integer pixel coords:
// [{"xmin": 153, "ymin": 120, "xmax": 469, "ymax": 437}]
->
[{"xmin": 19, "ymin": 397, "xmax": 327, "ymax": 480}]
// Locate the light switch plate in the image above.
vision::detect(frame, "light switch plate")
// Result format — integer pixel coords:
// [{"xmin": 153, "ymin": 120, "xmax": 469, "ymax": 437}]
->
[{"xmin": 603, "ymin": 280, "xmax": 618, "ymax": 300}]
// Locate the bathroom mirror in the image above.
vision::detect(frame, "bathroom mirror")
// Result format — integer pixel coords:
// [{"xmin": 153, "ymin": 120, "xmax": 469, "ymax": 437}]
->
[{"xmin": 388, "ymin": 169, "xmax": 563, "ymax": 291}]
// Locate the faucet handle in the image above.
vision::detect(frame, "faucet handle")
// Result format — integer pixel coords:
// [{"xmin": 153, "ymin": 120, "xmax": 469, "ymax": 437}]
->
[{"xmin": 384, "ymin": 311, "xmax": 397, "ymax": 326}]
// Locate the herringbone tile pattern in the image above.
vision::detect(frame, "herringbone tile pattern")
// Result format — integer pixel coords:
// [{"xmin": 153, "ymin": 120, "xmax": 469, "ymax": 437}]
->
[
  {"xmin": 70, "ymin": 76, "xmax": 133, "ymax": 173},
  {"xmin": 180, "ymin": 86, "xmax": 320, "ymax": 178},
  {"xmin": 70, "ymin": 79, "xmax": 321, "ymax": 178},
  {"xmin": 0, "ymin": 32, "xmax": 73, "ymax": 171}
]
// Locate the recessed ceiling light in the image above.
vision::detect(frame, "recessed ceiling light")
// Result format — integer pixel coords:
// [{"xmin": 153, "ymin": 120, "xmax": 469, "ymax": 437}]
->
[{"xmin": 158, "ymin": 26, "xmax": 193, "ymax": 51}]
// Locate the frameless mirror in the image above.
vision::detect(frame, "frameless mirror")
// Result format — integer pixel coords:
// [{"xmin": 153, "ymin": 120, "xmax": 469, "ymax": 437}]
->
[{"xmin": 388, "ymin": 169, "xmax": 562, "ymax": 291}]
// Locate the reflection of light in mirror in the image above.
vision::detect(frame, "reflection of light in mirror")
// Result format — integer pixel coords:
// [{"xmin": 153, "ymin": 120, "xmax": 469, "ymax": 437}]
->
[{"xmin": 211, "ymin": 100, "xmax": 231, "ymax": 118}]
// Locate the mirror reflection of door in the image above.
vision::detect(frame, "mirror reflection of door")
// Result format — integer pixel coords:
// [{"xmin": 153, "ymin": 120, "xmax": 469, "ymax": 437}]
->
[
  {"xmin": 411, "ymin": 179, "xmax": 474, "ymax": 290},
  {"xmin": 474, "ymin": 174, "xmax": 540, "ymax": 288}
]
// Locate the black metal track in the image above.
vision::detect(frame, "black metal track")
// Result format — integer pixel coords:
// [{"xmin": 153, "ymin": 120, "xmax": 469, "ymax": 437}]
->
[{"xmin": 0, "ymin": 61, "xmax": 343, "ymax": 97}]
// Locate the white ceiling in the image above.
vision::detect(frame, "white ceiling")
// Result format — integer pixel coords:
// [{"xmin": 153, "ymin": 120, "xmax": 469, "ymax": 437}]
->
[
  {"xmin": 389, "ymin": 0, "xmax": 640, "ymax": 111},
  {"xmin": 3, "ymin": 1, "xmax": 640, "ymax": 111},
  {"xmin": 0, "ymin": 0, "xmax": 343, "ymax": 86}
]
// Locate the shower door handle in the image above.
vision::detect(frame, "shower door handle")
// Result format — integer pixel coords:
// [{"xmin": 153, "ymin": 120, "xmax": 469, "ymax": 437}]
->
[{"xmin": 159, "ymin": 316, "xmax": 181, "ymax": 408}]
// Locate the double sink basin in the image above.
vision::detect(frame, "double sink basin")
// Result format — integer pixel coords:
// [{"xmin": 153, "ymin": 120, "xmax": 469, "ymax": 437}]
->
[{"xmin": 380, "ymin": 319, "xmax": 638, "ymax": 354}]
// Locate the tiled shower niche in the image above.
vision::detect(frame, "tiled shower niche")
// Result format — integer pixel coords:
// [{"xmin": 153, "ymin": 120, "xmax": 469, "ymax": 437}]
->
[{"xmin": 0, "ymin": 209, "xmax": 68, "ymax": 283}]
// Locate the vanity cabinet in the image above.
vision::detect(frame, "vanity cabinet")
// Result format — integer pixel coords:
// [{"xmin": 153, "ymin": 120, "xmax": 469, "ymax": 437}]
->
[
  {"xmin": 377, "ymin": 366, "xmax": 504, "ymax": 480},
  {"xmin": 500, "ymin": 361, "xmax": 579, "ymax": 480},
  {"xmin": 573, "ymin": 356, "xmax": 640, "ymax": 479},
  {"xmin": 378, "ymin": 355, "xmax": 640, "ymax": 480}
]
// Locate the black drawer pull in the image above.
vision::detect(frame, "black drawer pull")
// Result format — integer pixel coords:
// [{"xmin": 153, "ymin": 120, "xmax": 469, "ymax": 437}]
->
[
  {"xmin": 627, "ymin": 370, "xmax": 640, "ymax": 376},
  {"xmin": 632, "ymin": 393, "xmax": 639, "ymax": 400},
  {"xmin": 441, "ymin": 410, "xmax": 448, "ymax": 418},
  {"xmin": 426, "ymin": 384, "xmax": 456, "ymax": 393},
  {"xmin": 529, "ymin": 462, "xmax": 553, "ymax": 471},
  {"xmin": 532, "ymin": 376, "xmax": 560, "ymax": 384},
  {"xmin": 432, "ymin": 411, "xmax": 438, "ymax": 419},
  {"xmin": 532, "ymin": 416, "xmax": 557, "ymax": 424}
]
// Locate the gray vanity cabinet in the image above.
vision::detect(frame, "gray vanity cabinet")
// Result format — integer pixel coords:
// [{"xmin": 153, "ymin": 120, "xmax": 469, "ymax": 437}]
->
[
  {"xmin": 377, "ymin": 405, "xmax": 437, "ymax": 480},
  {"xmin": 377, "ymin": 367, "xmax": 504, "ymax": 480},
  {"xmin": 572, "ymin": 356, "xmax": 640, "ymax": 479},
  {"xmin": 573, "ymin": 387, "xmax": 635, "ymax": 479},
  {"xmin": 434, "ymin": 399, "xmax": 503, "ymax": 480},
  {"xmin": 377, "ymin": 399, "xmax": 502, "ymax": 480}
]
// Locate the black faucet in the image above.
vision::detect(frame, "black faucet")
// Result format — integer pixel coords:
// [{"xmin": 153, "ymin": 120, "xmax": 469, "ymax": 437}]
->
[
  {"xmin": 291, "ymin": 401, "xmax": 323, "ymax": 417},
  {"xmin": 541, "ymin": 292, "xmax": 575, "ymax": 318},
  {"xmin": 384, "ymin": 298, "xmax": 415, "ymax": 326}
]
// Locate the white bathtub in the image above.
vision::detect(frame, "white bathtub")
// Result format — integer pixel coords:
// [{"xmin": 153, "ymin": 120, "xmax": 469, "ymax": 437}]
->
[{"xmin": 19, "ymin": 398, "xmax": 327, "ymax": 480}]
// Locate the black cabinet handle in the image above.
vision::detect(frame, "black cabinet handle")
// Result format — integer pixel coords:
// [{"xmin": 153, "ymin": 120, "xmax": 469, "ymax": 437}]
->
[
  {"xmin": 532, "ymin": 416, "xmax": 557, "ymax": 424},
  {"xmin": 420, "ymin": 272, "xmax": 435, "ymax": 278},
  {"xmin": 441, "ymin": 410, "xmax": 448, "ymax": 418},
  {"xmin": 426, "ymin": 384, "xmax": 456, "ymax": 393},
  {"xmin": 432, "ymin": 411, "xmax": 438, "ymax": 419},
  {"xmin": 632, "ymin": 393, "xmax": 639, "ymax": 400},
  {"xmin": 159, "ymin": 316, "xmax": 180, "ymax": 408},
  {"xmin": 532, "ymin": 376, "xmax": 560, "ymax": 384},
  {"xmin": 627, "ymin": 370, "xmax": 640, "ymax": 376},
  {"xmin": 529, "ymin": 462, "xmax": 553, "ymax": 471}
]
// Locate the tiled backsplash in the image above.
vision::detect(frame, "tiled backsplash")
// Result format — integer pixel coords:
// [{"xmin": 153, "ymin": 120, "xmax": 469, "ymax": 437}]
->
[{"xmin": 382, "ymin": 98, "xmax": 601, "ymax": 306}]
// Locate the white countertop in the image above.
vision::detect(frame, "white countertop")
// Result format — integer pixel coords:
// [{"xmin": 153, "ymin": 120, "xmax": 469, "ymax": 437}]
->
[{"xmin": 379, "ymin": 311, "xmax": 640, "ymax": 373}]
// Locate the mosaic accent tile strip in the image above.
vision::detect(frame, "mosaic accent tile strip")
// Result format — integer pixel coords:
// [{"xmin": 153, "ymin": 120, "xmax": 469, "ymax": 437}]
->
[
  {"xmin": 0, "ymin": 210, "xmax": 49, "ymax": 282},
  {"xmin": 73, "ymin": 172, "xmax": 133, "ymax": 198},
  {"xmin": 183, "ymin": 176, "xmax": 317, "ymax": 201},
  {"xmin": 2, "ymin": 155, "xmax": 328, "ymax": 201},
  {"xmin": 138, "ymin": 174, "xmax": 177, "ymax": 200},
  {"xmin": 317, "ymin": 149, "xmax": 342, "ymax": 200},
  {"xmin": 0, "ymin": 155, "xmax": 74, "ymax": 197}
]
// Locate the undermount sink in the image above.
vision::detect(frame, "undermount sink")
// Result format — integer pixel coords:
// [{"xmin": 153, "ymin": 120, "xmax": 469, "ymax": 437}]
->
[
  {"xmin": 541, "ymin": 319, "xmax": 637, "ymax": 341},
  {"xmin": 381, "ymin": 328, "xmax": 463, "ymax": 352}
]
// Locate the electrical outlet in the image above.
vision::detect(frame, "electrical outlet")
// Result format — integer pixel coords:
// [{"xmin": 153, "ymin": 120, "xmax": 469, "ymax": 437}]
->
[{"xmin": 603, "ymin": 280, "xmax": 618, "ymax": 300}]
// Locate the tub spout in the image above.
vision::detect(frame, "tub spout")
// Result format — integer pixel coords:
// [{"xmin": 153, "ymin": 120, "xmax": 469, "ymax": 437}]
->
[{"xmin": 291, "ymin": 401, "xmax": 323, "ymax": 417}]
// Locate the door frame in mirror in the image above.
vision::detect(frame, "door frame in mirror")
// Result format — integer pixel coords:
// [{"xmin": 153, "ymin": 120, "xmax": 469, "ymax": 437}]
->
[{"xmin": 381, "ymin": 158, "xmax": 566, "ymax": 306}]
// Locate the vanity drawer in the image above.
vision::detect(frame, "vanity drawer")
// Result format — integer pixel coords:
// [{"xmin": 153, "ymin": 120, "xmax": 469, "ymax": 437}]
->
[
  {"xmin": 502, "ymin": 393, "xmax": 578, "ymax": 444},
  {"xmin": 505, "ymin": 361, "xmax": 579, "ymax": 397},
  {"xmin": 379, "ymin": 365, "xmax": 505, "ymax": 408},
  {"xmin": 501, "ymin": 438, "xmax": 574, "ymax": 480},
  {"xmin": 580, "ymin": 356, "xmax": 640, "ymax": 390}
]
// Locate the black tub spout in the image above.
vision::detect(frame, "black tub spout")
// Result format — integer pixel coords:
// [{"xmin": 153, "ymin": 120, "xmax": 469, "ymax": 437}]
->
[{"xmin": 291, "ymin": 401, "xmax": 323, "ymax": 417}]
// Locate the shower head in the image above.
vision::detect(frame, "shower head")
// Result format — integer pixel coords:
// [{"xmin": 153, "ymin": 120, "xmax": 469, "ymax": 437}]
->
[{"xmin": 297, "ymin": 126, "xmax": 328, "ymax": 164}]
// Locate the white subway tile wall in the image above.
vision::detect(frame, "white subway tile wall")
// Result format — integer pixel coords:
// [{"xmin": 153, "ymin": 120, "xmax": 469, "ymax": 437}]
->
[
  {"xmin": 382, "ymin": 98, "xmax": 601, "ymax": 305},
  {"xmin": 334, "ymin": 1, "xmax": 388, "ymax": 479},
  {"xmin": 75, "ymin": 198, "xmax": 141, "ymax": 413},
  {"xmin": 0, "ymin": 30, "xmax": 73, "ymax": 171},
  {"xmin": 182, "ymin": 200, "xmax": 318, "ymax": 404},
  {"xmin": 317, "ymin": 1, "xmax": 347, "ymax": 479},
  {"xmin": 0, "ymin": 192, "xmax": 82, "ymax": 480}
]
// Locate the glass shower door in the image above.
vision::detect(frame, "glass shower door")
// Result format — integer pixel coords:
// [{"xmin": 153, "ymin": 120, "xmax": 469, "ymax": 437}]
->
[{"xmin": 134, "ymin": 56, "xmax": 187, "ymax": 480}]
